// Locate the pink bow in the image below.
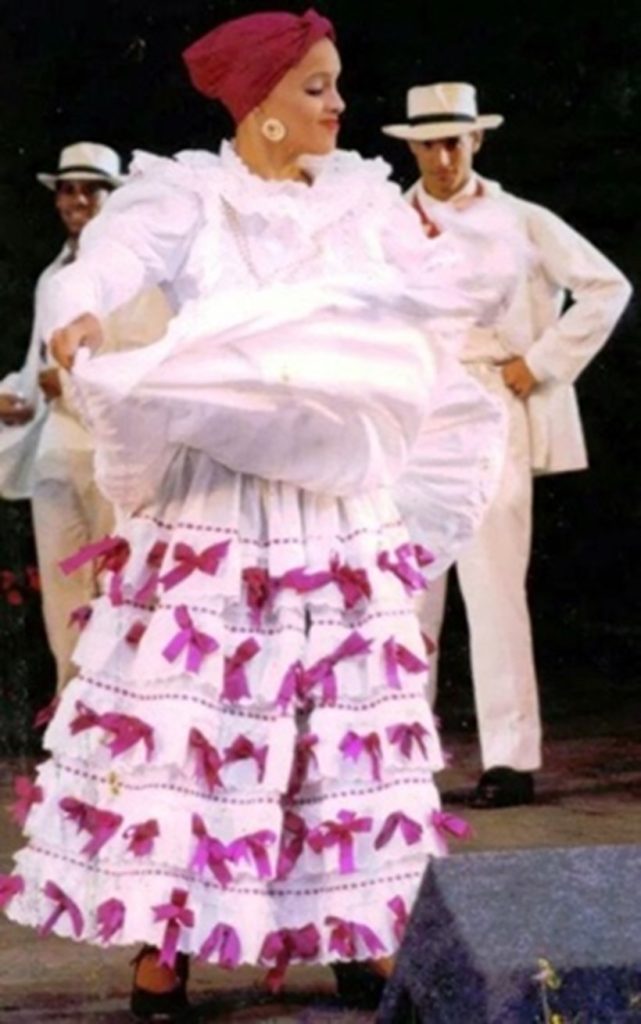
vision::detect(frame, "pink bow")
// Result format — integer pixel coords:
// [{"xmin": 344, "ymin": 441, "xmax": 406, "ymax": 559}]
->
[
  {"xmin": 124, "ymin": 818, "xmax": 159, "ymax": 857},
  {"xmin": 223, "ymin": 735, "xmax": 268, "ymax": 783},
  {"xmin": 10, "ymin": 775, "xmax": 43, "ymax": 826},
  {"xmin": 96, "ymin": 898, "xmax": 125, "ymax": 943},
  {"xmin": 60, "ymin": 535, "xmax": 130, "ymax": 606},
  {"xmin": 70, "ymin": 701, "xmax": 155, "ymax": 761},
  {"xmin": 377, "ymin": 543, "xmax": 431, "ymax": 594},
  {"xmin": 308, "ymin": 810, "xmax": 372, "ymax": 874},
  {"xmin": 188, "ymin": 728, "xmax": 224, "ymax": 791},
  {"xmin": 286, "ymin": 732, "xmax": 319, "ymax": 796},
  {"xmin": 278, "ymin": 632, "xmax": 373, "ymax": 711},
  {"xmin": 375, "ymin": 812, "xmax": 423, "ymax": 850},
  {"xmin": 190, "ymin": 815, "xmax": 237, "ymax": 887},
  {"xmin": 383, "ymin": 637, "xmax": 428, "ymax": 690},
  {"xmin": 161, "ymin": 540, "xmax": 230, "ymax": 591},
  {"xmin": 59, "ymin": 797, "xmax": 123, "ymax": 858},
  {"xmin": 275, "ymin": 811, "xmax": 309, "ymax": 880},
  {"xmin": 40, "ymin": 881, "xmax": 84, "ymax": 938},
  {"xmin": 68, "ymin": 604, "xmax": 93, "ymax": 631},
  {"xmin": 278, "ymin": 558, "xmax": 371, "ymax": 611},
  {"xmin": 325, "ymin": 915, "xmax": 386, "ymax": 959},
  {"xmin": 339, "ymin": 730, "xmax": 383, "ymax": 782},
  {"xmin": 163, "ymin": 605, "xmax": 219, "ymax": 673},
  {"xmin": 228, "ymin": 829, "xmax": 277, "ymax": 880},
  {"xmin": 125, "ymin": 620, "xmax": 147, "ymax": 646},
  {"xmin": 134, "ymin": 540, "xmax": 168, "ymax": 604},
  {"xmin": 33, "ymin": 695, "xmax": 59, "ymax": 730},
  {"xmin": 222, "ymin": 637, "xmax": 260, "ymax": 702},
  {"xmin": 387, "ymin": 721, "xmax": 429, "ymax": 761},
  {"xmin": 388, "ymin": 896, "xmax": 409, "ymax": 943},
  {"xmin": 431, "ymin": 810, "xmax": 473, "ymax": 854},
  {"xmin": 152, "ymin": 888, "xmax": 194, "ymax": 968},
  {"xmin": 199, "ymin": 923, "xmax": 242, "ymax": 968},
  {"xmin": 260, "ymin": 924, "xmax": 321, "ymax": 993},
  {"xmin": 0, "ymin": 874, "xmax": 24, "ymax": 909},
  {"xmin": 242, "ymin": 567, "xmax": 278, "ymax": 623}
]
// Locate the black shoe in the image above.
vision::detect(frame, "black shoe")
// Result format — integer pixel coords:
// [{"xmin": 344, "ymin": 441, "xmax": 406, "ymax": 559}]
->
[
  {"xmin": 130, "ymin": 946, "xmax": 191, "ymax": 1021},
  {"xmin": 468, "ymin": 766, "xmax": 535, "ymax": 809},
  {"xmin": 332, "ymin": 960, "xmax": 388, "ymax": 1009}
]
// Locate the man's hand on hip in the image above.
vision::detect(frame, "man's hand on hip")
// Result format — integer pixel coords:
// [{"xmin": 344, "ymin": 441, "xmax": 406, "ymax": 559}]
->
[
  {"xmin": 0, "ymin": 393, "xmax": 35, "ymax": 425},
  {"xmin": 500, "ymin": 357, "xmax": 539, "ymax": 400},
  {"xmin": 50, "ymin": 312, "xmax": 103, "ymax": 371}
]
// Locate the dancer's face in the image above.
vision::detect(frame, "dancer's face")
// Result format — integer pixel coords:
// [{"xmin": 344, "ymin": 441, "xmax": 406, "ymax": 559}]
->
[
  {"xmin": 55, "ymin": 179, "xmax": 110, "ymax": 238},
  {"xmin": 409, "ymin": 131, "xmax": 483, "ymax": 201},
  {"xmin": 259, "ymin": 38, "xmax": 345, "ymax": 157}
]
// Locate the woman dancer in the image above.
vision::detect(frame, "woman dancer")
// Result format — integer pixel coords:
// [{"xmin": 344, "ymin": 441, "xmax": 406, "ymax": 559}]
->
[{"xmin": 3, "ymin": 9, "xmax": 516, "ymax": 1019}]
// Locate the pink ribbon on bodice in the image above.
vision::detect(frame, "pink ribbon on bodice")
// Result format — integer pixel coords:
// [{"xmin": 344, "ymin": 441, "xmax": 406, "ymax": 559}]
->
[
  {"xmin": 124, "ymin": 818, "xmax": 159, "ymax": 857},
  {"xmin": 383, "ymin": 637, "xmax": 429, "ymax": 690},
  {"xmin": 152, "ymin": 888, "xmax": 194, "ymax": 968},
  {"xmin": 388, "ymin": 895, "xmax": 409, "ymax": 943},
  {"xmin": 162, "ymin": 605, "xmax": 219, "ymax": 673},
  {"xmin": 287, "ymin": 732, "xmax": 319, "ymax": 796},
  {"xmin": 199, "ymin": 923, "xmax": 242, "ymax": 968},
  {"xmin": 190, "ymin": 814, "xmax": 237, "ymax": 887},
  {"xmin": 96, "ymin": 898, "xmax": 125, "ymax": 942},
  {"xmin": 188, "ymin": 728, "xmax": 224, "ymax": 791},
  {"xmin": 40, "ymin": 881, "xmax": 84, "ymax": 938},
  {"xmin": 431, "ymin": 810, "xmax": 473, "ymax": 854},
  {"xmin": 134, "ymin": 540, "xmax": 168, "ymax": 604},
  {"xmin": 339, "ymin": 730, "xmax": 383, "ymax": 782},
  {"xmin": 161, "ymin": 539, "xmax": 231, "ymax": 591},
  {"xmin": 10, "ymin": 775, "xmax": 43, "ymax": 827},
  {"xmin": 387, "ymin": 721, "xmax": 429, "ymax": 761},
  {"xmin": 228, "ymin": 829, "xmax": 277, "ymax": 880},
  {"xmin": 277, "ymin": 632, "xmax": 372, "ymax": 712},
  {"xmin": 0, "ymin": 874, "xmax": 24, "ymax": 909},
  {"xmin": 59, "ymin": 797, "xmax": 123, "ymax": 858},
  {"xmin": 60, "ymin": 535, "xmax": 130, "ymax": 606},
  {"xmin": 260, "ymin": 923, "xmax": 321, "ymax": 992},
  {"xmin": 223, "ymin": 637, "xmax": 260, "ymax": 702},
  {"xmin": 70, "ymin": 701, "xmax": 155, "ymax": 760},
  {"xmin": 308, "ymin": 810, "xmax": 373, "ymax": 874},
  {"xmin": 223, "ymin": 735, "xmax": 268, "ymax": 783},
  {"xmin": 325, "ymin": 915, "xmax": 386, "ymax": 959},
  {"xmin": 377, "ymin": 543, "xmax": 433, "ymax": 594},
  {"xmin": 68, "ymin": 604, "xmax": 93, "ymax": 631},
  {"xmin": 375, "ymin": 811, "xmax": 423, "ymax": 850},
  {"xmin": 275, "ymin": 811, "xmax": 309, "ymax": 880}
]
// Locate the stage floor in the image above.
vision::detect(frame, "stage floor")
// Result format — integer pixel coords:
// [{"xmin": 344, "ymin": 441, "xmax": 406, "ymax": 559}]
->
[{"xmin": 1, "ymin": 711, "xmax": 639, "ymax": 1022}]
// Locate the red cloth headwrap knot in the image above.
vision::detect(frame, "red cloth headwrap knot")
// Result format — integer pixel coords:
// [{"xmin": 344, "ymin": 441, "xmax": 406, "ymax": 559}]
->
[{"xmin": 182, "ymin": 8, "xmax": 336, "ymax": 124}]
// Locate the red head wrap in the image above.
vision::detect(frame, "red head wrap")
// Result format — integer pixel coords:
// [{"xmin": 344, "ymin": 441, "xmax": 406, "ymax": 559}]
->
[{"xmin": 183, "ymin": 9, "xmax": 336, "ymax": 125}]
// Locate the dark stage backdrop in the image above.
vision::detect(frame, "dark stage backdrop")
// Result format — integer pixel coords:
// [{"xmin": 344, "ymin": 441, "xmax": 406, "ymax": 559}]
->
[{"xmin": 0, "ymin": 0, "xmax": 639, "ymax": 751}]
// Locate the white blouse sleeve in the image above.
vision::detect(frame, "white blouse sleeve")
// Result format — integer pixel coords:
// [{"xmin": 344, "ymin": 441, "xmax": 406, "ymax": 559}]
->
[{"xmin": 41, "ymin": 155, "xmax": 202, "ymax": 338}]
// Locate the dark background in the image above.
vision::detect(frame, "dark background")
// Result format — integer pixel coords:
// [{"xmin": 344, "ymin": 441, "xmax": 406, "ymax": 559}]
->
[{"xmin": 0, "ymin": 0, "xmax": 639, "ymax": 751}]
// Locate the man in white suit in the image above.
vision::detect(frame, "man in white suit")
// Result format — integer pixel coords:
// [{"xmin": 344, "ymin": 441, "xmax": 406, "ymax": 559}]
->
[
  {"xmin": 0, "ymin": 143, "xmax": 171, "ymax": 691},
  {"xmin": 382, "ymin": 83, "xmax": 632, "ymax": 807}
]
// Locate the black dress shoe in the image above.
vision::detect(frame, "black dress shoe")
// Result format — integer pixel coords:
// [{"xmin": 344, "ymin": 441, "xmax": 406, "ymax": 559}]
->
[
  {"xmin": 130, "ymin": 946, "xmax": 191, "ymax": 1021},
  {"xmin": 332, "ymin": 960, "xmax": 388, "ymax": 1009},
  {"xmin": 468, "ymin": 766, "xmax": 534, "ymax": 809}
]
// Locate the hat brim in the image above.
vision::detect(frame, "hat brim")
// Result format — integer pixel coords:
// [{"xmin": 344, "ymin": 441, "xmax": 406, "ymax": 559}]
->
[
  {"xmin": 36, "ymin": 170, "xmax": 123, "ymax": 191},
  {"xmin": 381, "ymin": 114, "xmax": 503, "ymax": 142}
]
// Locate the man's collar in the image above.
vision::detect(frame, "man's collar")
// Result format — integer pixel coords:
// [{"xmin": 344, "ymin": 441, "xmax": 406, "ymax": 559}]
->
[{"xmin": 415, "ymin": 174, "xmax": 481, "ymax": 209}]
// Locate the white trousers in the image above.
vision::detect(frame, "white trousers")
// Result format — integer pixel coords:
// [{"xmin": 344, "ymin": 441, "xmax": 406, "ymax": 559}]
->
[
  {"xmin": 32, "ymin": 454, "xmax": 113, "ymax": 692},
  {"xmin": 417, "ymin": 365, "xmax": 542, "ymax": 771}
]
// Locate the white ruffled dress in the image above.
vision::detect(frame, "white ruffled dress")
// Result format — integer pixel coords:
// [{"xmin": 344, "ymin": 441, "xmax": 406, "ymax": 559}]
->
[{"xmin": 4, "ymin": 143, "xmax": 512, "ymax": 981}]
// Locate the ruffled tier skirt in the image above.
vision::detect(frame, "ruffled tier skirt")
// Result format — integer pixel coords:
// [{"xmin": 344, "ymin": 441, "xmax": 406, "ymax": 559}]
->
[{"xmin": 6, "ymin": 448, "xmax": 451, "ymax": 979}]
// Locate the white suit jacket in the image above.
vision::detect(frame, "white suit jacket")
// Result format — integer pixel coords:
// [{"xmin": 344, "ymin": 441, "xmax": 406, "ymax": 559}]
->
[
  {"xmin": 0, "ymin": 244, "xmax": 172, "ymax": 498},
  {"xmin": 406, "ymin": 177, "xmax": 632, "ymax": 474}
]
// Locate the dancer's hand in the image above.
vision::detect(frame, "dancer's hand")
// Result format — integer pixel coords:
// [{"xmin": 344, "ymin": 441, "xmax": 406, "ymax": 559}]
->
[
  {"xmin": 500, "ymin": 357, "xmax": 539, "ymax": 400},
  {"xmin": 50, "ymin": 313, "xmax": 103, "ymax": 371},
  {"xmin": 38, "ymin": 368, "xmax": 62, "ymax": 401},
  {"xmin": 0, "ymin": 393, "xmax": 34, "ymax": 425}
]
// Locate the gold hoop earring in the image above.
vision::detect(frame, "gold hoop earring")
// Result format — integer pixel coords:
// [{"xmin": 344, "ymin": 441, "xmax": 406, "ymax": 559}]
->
[{"xmin": 261, "ymin": 118, "xmax": 287, "ymax": 143}]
